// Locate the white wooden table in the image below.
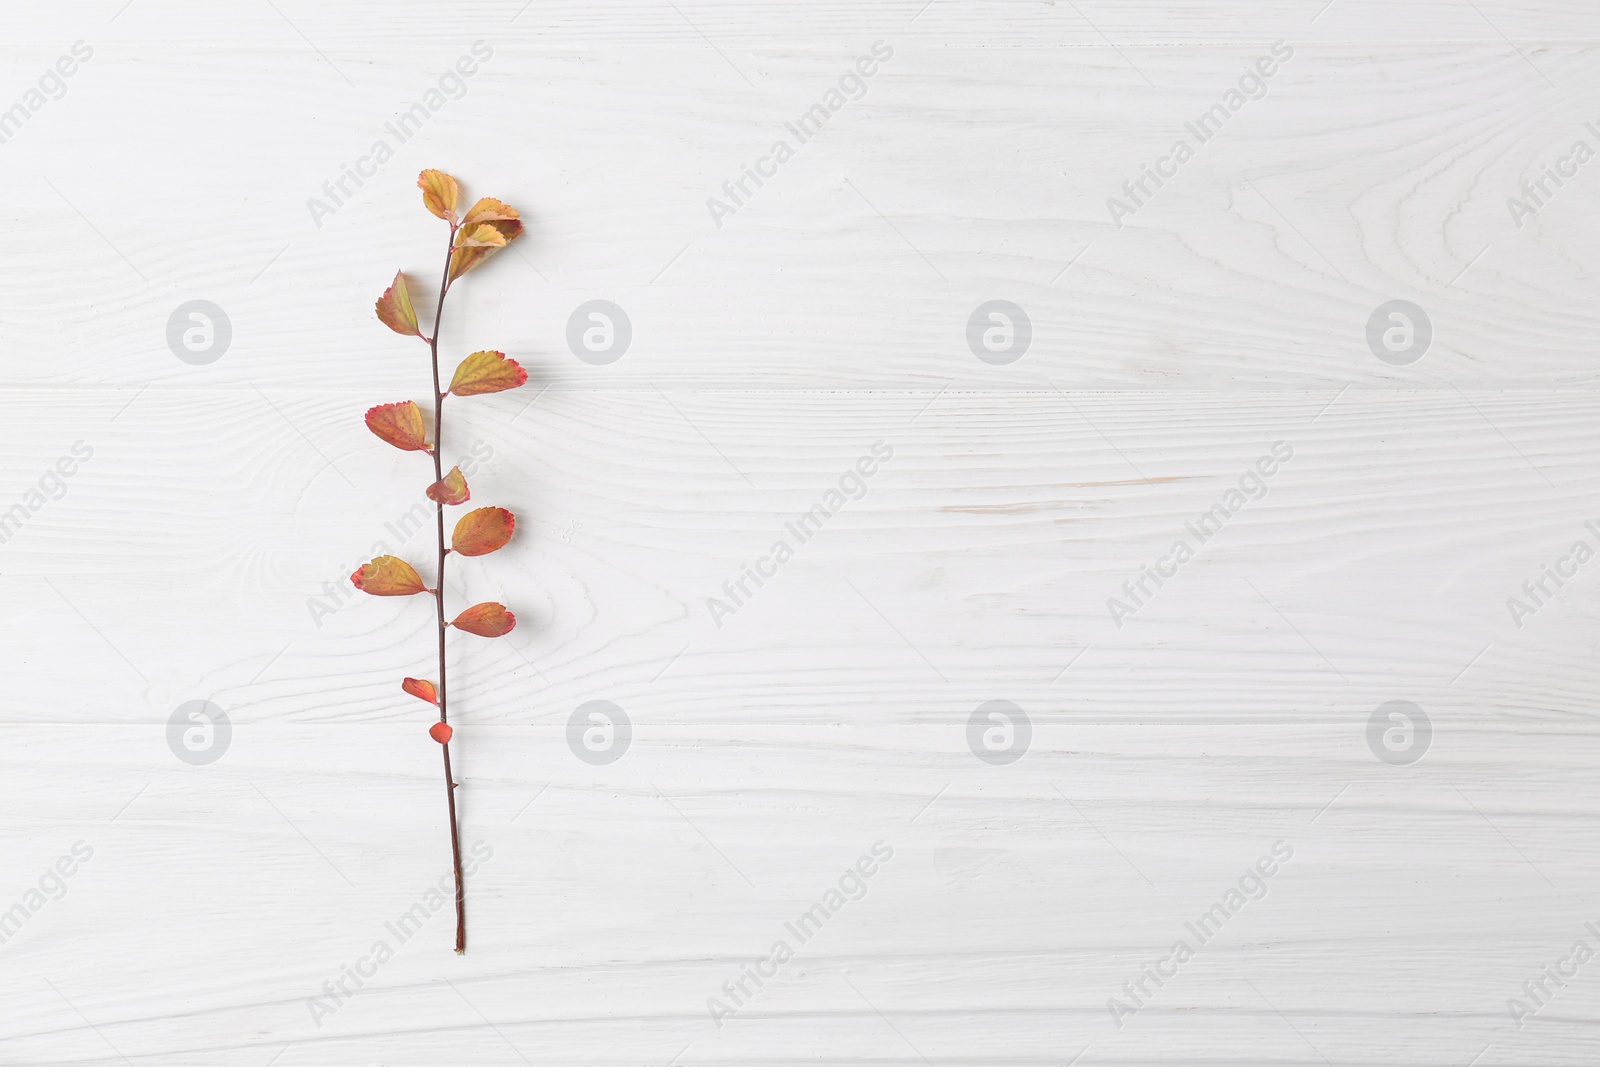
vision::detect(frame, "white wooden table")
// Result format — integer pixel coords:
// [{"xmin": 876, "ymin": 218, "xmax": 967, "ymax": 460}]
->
[{"xmin": 2, "ymin": 1, "xmax": 1598, "ymax": 1063}]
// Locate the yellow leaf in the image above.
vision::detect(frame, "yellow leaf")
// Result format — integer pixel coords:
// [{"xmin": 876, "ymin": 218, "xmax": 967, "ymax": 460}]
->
[
  {"xmin": 455, "ymin": 224, "xmax": 507, "ymax": 249},
  {"xmin": 352, "ymin": 555, "xmax": 427, "ymax": 596},
  {"xmin": 418, "ymin": 169, "xmax": 460, "ymax": 223}
]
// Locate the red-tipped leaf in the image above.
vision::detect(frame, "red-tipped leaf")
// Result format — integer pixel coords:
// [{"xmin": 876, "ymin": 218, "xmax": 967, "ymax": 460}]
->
[
  {"xmin": 449, "ymin": 351, "xmax": 527, "ymax": 397},
  {"xmin": 365, "ymin": 401, "xmax": 429, "ymax": 452}
]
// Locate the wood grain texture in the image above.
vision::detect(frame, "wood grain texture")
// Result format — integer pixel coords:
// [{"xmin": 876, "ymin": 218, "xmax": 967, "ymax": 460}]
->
[{"xmin": 1, "ymin": 1, "xmax": 1598, "ymax": 1064}]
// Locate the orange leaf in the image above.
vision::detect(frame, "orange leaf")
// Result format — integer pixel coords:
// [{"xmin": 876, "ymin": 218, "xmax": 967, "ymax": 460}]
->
[
  {"xmin": 351, "ymin": 555, "xmax": 427, "ymax": 596},
  {"xmin": 451, "ymin": 602, "xmax": 516, "ymax": 637},
  {"xmin": 402, "ymin": 677, "xmax": 438, "ymax": 704},
  {"xmin": 450, "ymin": 351, "xmax": 527, "ymax": 396},
  {"xmin": 418, "ymin": 169, "xmax": 460, "ymax": 223},
  {"xmin": 448, "ymin": 199, "xmax": 522, "ymax": 282},
  {"xmin": 452, "ymin": 507, "xmax": 515, "ymax": 556},
  {"xmin": 429, "ymin": 721, "xmax": 453, "ymax": 743},
  {"xmin": 375, "ymin": 271, "xmax": 420, "ymax": 337},
  {"xmin": 365, "ymin": 401, "xmax": 429, "ymax": 452},
  {"xmin": 427, "ymin": 466, "xmax": 470, "ymax": 506}
]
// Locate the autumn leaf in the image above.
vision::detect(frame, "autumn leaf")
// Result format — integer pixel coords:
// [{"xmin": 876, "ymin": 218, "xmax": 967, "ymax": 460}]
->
[
  {"xmin": 448, "ymin": 198, "xmax": 522, "ymax": 281},
  {"xmin": 430, "ymin": 722, "xmax": 454, "ymax": 743},
  {"xmin": 402, "ymin": 677, "xmax": 438, "ymax": 705},
  {"xmin": 365, "ymin": 401, "xmax": 429, "ymax": 452},
  {"xmin": 463, "ymin": 197, "xmax": 519, "ymax": 228},
  {"xmin": 427, "ymin": 466, "xmax": 470, "ymax": 505},
  {"xmin": 375, "ymin": 271, "xmax": 420, "ymax": 337},
  {"xmin": 457, "ymin": 223, "xmax": 507, "ymax": 248},
  {"xmin": 418, "ymin": 169, "xmax": 460, "ymax": 224},
  {"xmin": 450, "ymin": 351, "xmax": 527, "ymax": 396},
  {"xmin": 452, "ymin": 506, "xmax": 514, "ymax": 556},
  {"xmin": 351, "ymin": 555, "xmax": 427, "ymax": 596},
  {"xmin": 451, "ymin": 602, "xmax": 516, "ymax": 637}
]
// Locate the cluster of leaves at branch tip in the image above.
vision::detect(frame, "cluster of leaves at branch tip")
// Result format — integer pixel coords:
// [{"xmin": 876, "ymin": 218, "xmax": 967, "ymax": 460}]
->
[{"xmin": 351, "ymin": 169, "xmax": 527, "ymax": 735}]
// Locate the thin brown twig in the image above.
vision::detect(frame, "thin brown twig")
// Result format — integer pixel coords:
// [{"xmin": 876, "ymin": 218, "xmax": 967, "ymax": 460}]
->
[{"xmin": 426, "ymin": 226, "xmax": 467, "ymax": 954}]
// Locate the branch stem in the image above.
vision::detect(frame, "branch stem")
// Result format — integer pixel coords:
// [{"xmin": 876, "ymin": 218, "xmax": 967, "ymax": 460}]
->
[{"xmin": 428, "ymin": 229, "xmax": 467, "ymax": 954}]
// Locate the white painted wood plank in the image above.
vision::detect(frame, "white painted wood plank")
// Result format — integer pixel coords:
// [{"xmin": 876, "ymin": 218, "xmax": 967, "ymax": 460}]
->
[{"xmin": 1, "ymin": 2, "xmax": 1598, "ymax": 1065}]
